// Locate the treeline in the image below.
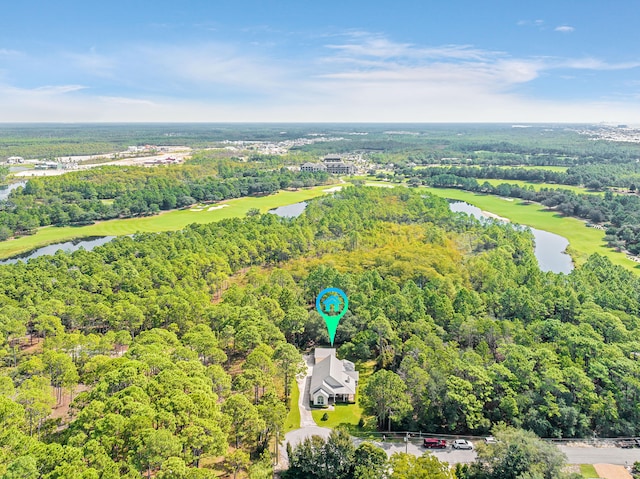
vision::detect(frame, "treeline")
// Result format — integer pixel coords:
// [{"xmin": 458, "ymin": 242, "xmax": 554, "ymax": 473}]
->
[
  {"xmin": 404, "ymin": 166, "xmax": 571, "ymax": 185},
  {"xmin": 0, "ymin": 163, "xmax": 329, "ymax": 240},
  {"xmin": 402, "ymin": 163, "xmax": 640, "ymax": 190}
]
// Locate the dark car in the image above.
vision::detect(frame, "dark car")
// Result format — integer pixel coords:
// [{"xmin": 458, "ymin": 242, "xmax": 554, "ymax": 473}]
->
[{"xmin": 423, "ymin": 438, "xmax": 447, "ymax": 449}]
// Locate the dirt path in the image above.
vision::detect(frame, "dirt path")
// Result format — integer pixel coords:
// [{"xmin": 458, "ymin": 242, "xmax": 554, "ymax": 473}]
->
[{"xmin": 594, "ymin": 464, "xmax": 633, "ymax": 479}]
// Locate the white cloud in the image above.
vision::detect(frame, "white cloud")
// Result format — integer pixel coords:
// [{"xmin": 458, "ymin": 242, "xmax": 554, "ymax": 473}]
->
[
  {"xmin": 32, "ymin": 85, "xmax": 87, "ymax": 94},
  {"xmin": 555, "ymin": 25, "xmax": 575, "ymax": 33},
  {"xmin": 0, "ymin": 48, "xmax": 21, "ymax": 56},
  {"xmin": 65, "ymin": 50, "xmax": 117, "ymax": 77},
  {"xmin": 517, "ymin": 20, "xmax": 545, "ymax": 28},
  {"xmin": 1, "ymin": 31, "xmax": 640, "ymax": 124},
  {"xmin": 561, "ymin": 58, "xmax": 640, "ymax": 70},
  {"xmin": 325, "ymin": 34, "xmax": 500, "ymax": 62}
]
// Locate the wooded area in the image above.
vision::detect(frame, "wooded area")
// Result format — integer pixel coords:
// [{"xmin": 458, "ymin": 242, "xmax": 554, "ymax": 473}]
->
[{"xmin": 1, "ymin": 186, "xmax": 640, "ymax": 477}]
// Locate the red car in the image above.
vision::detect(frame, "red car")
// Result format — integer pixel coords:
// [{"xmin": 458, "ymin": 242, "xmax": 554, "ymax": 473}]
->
[{"xmin": 423, "ymin": 438, "xmax": 447, "ymax": 449}]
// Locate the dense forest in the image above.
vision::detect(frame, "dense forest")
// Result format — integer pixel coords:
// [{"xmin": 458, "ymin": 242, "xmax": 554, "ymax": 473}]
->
[
  {"xmin": 1, "ymin": 186, "xmax": 640, "ymax": 477},
  {"xmin": 0, "ymin": 158, "xmax": 329, "ymax": 240}
]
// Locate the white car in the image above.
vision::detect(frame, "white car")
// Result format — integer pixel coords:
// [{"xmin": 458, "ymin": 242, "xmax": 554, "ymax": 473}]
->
[
  {"xmin": 452, "ymin": 439, "xmax": 473, "ymax": 450},
  {"xmin": 484, "ymin": 436, "xmax": 497, "ymax": 444}
]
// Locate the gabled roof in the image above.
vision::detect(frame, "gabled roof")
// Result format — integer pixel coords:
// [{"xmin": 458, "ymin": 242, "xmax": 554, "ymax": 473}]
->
[{"xmin": 310, "ymin": 349, "xmax": 359, "ymax": 397}]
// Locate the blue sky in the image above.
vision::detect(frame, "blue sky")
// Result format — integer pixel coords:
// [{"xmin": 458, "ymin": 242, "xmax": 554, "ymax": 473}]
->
[{"xmin": 1, "ymin": 0, "xmax": 639, "ymax": 123}]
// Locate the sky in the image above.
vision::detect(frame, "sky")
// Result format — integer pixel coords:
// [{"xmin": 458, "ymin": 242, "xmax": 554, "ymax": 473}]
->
[{"xmin": 0, "ymin": 0, "xmax": 639, "ymax": 123}]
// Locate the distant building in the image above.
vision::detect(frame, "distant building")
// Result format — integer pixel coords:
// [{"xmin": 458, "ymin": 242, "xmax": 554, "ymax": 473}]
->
[
  {"xmin": 35, "ymin": 161, "xmax": 60, "ymax": 170},
  {"xmin": 6, "ymin": 156, "xmax": 24, "ymax": 164},
  {"xmin": 309, "ymin": 348, "xmax": 359, "ymax": 406},
  {"xmin": 322, "ymin": 155, "xmax": 356, "ymax": 175},
  {"xmin": 301, "ymin": 162, "xmax": 327, "ymax": 173}
]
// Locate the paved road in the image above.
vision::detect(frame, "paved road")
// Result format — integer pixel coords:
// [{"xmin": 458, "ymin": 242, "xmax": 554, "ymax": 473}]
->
[
  {"xmin": 355, "ymin": 439, "xmax": 477, "ymax": 463},
  {"xmin": 356, "ymin": 439, "xmax": 640, "ymax": 466},
  {"xmin": 559, "ymin": 446, "xmax": 640, "ymax": 466}
]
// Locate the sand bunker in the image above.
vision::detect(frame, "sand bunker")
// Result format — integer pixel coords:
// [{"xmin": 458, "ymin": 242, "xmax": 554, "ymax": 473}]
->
[{"xmin": 208, "ymin": 204, "xmax": 230, "ymax": 211}]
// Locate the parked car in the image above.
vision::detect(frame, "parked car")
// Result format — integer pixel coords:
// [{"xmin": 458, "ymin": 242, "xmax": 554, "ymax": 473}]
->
[
  {"xmin": 484, "ymin": 436, "xmax": 497, "ymax": 444},
  {"xmin": 452, "ymin": 439, "xmax": 473, "ymax": 450},
  {"xmin": 423, "ymin": 438, "xmax": 447, "ymax": 449}
]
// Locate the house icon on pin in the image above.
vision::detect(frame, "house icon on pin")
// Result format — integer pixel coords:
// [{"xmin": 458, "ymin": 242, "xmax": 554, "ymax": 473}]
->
[{"xmin": 322, "ymin": 295, "xmax": 342, "ymax": 314}]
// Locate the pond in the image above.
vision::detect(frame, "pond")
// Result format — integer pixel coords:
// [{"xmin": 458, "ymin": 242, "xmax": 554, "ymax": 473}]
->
[
  {"xmin": 449, "ymin": 201, "xmax": 574, "ymax": 274},
  {"xmin": 0, "ymin": 236, "xmax": 116, "ymax": 266},
  {"xmin": 0, "ymin": 181, "xmax": 26, "ymax": 201},
  {"xmin": 268, "ymin": 201, "xmax": 308, "ymax": 218}
]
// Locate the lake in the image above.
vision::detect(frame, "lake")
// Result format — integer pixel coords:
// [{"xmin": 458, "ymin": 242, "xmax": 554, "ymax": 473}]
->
[
  {"xmin": 269, "ymin": 201, "xmax": 307, "ymax": 218},
  {"xmin": 449, "ymin": 201, "xmax": 574, "ymax": 274},
  {"xmin": 0, "ymin": 236, "xmax": 116, "ymax": 266}
]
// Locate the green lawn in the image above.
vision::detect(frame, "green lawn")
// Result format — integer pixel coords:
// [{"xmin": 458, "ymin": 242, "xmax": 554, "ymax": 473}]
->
[
  {"xmin": 284, "ymin": 378, "xmax": 300, "ymax": 432},
  {"xmin": 422, "ymin": 187, "xmax": 640, "ymax": 272},
  {"xmin": 312, "ymin": 403, "xmax": 364, "ymax": 429},
  {"xmin": 311, "ymin": 360, "xmax": 377, "ymax": 432},
  {"xmin": 579, "ymin": 464, "xmax": 600, "ymax": 478},
  {"xmin": 0, "ymin": 185, "xmax": 334, "ymax": 259}
]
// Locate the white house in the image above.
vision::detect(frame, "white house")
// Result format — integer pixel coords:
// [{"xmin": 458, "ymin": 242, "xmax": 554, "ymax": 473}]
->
[{"xmin": 309, "ymin": 348, "xmax": 359, "ymax": 406}]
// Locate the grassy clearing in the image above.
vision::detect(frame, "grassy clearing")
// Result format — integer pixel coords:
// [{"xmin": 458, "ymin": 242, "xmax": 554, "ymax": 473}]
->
[
  {"xmin": 422, "ymin": 187, "xmax": 640, "ymax": 272},
  {"xmin": 284, "ymin": 378, "xmax": 300, "ymax": 432},
  {"xmin": 579, "ymin": 464, "xmax": 600, "ymax": 478},
  {"xmin": 0, "ymin": 185, "xmax": 333, "ymax": 259}
]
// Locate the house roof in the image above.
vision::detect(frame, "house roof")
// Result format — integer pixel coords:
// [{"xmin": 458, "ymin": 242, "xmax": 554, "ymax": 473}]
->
[{"xmin": 310, "ymin": 349, "xmax": 359, "ymax": 397}]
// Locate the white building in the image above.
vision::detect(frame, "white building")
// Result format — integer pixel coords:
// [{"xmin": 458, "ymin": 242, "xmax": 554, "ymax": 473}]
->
[{"xmin": 309, "ymin": 348, "xmax": 359, "ymax": 406}]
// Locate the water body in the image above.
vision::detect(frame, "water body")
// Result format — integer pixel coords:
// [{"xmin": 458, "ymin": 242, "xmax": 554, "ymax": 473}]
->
[
  {"xmin": 269, "ymin": 201, "xmax": 307, "ymax": 218},
  {"xmin": 0, "ymin": 181, "xmax": 26, "ymax": 201},
  {"xmin": 449, "ymin": 201, "xmax": 574, "ymax": 274},
  {"xmin": 0, "ymin": 236, "xmax": 116, "ymax": 266}
]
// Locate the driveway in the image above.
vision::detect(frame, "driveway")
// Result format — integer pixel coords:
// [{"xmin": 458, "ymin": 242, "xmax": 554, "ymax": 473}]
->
[{"xmin": 281, "ymin": 354, "xmax": 331, "ymax": 464}]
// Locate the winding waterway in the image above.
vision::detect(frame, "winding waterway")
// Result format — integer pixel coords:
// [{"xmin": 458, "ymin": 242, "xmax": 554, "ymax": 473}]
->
[
  {"xmin": 0, "ymin": 236, "xmax": 116, "ymax": 266},
  {"xmin": 449, "ymin": 201, "xmax": 574, "ymax": 274}
]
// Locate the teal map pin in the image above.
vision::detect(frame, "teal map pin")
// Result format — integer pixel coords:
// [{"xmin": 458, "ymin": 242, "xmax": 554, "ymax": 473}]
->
[{"xmin": 316, "ymin": 287, "xmax": 349, "ymax": 346}]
